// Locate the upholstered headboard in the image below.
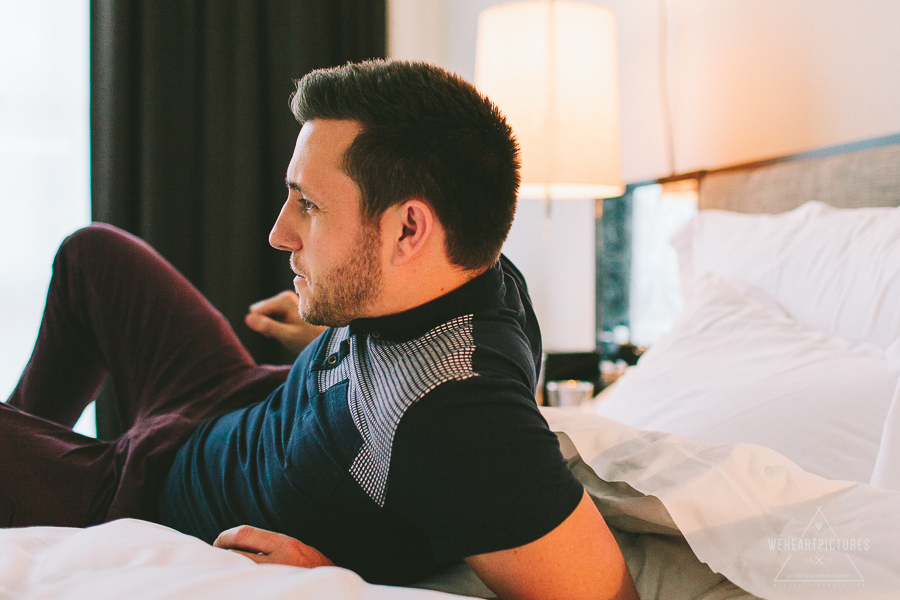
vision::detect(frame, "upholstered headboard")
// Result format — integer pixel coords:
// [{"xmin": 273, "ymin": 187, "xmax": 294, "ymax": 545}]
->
[
  {"xmin": 597, "ymin": 132, "xmax": 900, "ymax": 341},
  {"xmin": 698, "ymin": 135, "xmax": 900, "ymax": 213}
]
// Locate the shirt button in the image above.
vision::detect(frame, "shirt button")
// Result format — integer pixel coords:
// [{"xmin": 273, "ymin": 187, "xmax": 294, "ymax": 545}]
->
[
  {"xmin": 326, "ymin": 353, "xmax": 338, "ymax": 365},
  {"xmin": 371, "ymin": 331, "xmax": 381, "ymax": 339}
]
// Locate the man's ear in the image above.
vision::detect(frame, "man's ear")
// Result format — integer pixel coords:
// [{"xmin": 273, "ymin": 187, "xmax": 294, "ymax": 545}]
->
[{"xmin": 388, "ymin": 199, "xmax": 434, "ymax": 266}]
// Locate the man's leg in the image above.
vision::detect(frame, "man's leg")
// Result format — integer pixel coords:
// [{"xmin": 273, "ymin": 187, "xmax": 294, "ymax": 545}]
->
[
  {"xmin": 8, "ymin": 224, "xmax": 268, "ymax": 426},
  {"xmin": 4, "ymin": 224, "xmax": 289, "ymax": 525},
  {"xmin": 0, "ymin": 402, "xmax": 113, "ymax": 527}
]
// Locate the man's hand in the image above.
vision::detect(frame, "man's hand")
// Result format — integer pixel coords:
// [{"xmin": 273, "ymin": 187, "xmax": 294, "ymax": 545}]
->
[
  {"xmin": 214, "ymin": 525, "xmax": 335, "ymax": 568},
  {"xmin": 465, "ymin": 491, "xmax": 639, "ymax": 600},
  {"xmin": 245, "ymin": 291, "xmax": 326, "ymax": 354}
]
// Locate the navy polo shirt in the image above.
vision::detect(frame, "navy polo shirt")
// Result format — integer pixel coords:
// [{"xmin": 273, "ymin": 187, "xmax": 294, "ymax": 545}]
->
[{"xmin": 159, "ymin": 256, "xmax": 583, "ymax": 585}]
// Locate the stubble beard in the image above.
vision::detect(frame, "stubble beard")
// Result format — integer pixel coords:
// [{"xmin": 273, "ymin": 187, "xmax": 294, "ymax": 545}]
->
[{"xmin": 294, "ymin": 222, "xmax": 383, "ymax": 327}]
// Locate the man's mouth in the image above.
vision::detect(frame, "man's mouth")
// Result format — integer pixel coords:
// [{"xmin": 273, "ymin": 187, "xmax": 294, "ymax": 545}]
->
[{"xmin": 290, "ymin": 256, "xmax": 307, "ymax": 280}]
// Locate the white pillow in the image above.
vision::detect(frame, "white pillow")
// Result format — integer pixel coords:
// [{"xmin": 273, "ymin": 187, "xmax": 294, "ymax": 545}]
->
[
  {"xmin": 871, "ymin": 358, "xmax": 900, "ymax": 489},
  {"xmin": 595, "ymin": 276, "xmax": 898, "ymax": 483},
  {"xmin": 671, "ymin": 201, "xmax": 900, "ymax": 348}
]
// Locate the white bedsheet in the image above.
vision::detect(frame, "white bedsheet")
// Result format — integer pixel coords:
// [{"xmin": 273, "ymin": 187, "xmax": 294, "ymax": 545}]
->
[{"xmin": 2, "ymin": 410, "xmax": 896, "ymax": 600}]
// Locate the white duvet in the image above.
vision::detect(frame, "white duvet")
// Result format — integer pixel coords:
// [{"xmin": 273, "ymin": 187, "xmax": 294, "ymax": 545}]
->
[
  {"xmin": 0, "ymin": 519, "xmax": 458, "ymax": 600},
  {"xmin": 2, "ymin": 409, "xmax": 897, "ymax": 600}
]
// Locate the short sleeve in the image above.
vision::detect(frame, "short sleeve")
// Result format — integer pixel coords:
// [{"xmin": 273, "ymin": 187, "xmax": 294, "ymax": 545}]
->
[{"xmin": 385, "ymin": 377, "xmax": 584, "ymax": 563}]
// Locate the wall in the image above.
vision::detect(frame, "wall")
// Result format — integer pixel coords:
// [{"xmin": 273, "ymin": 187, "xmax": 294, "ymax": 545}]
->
[
  {"xmin": 388, "ymin": 0, "xmax": 447, "ymax": 68},
  {"xmin": 388, "ymin": 0, "xmax": 900, "ymax": 350},
  {"xmin": 670, "ymin": 0, "xmax": 900, "ymax": 175},
  {"xmin": 390, "ymin": 0, "xmax": 599, "ymax": 351}
]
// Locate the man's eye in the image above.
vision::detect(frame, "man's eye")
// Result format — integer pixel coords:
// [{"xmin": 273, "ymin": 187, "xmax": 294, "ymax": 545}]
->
[{"xmin": 300, "ymin": 199, "xmax": 316, "ymax": 212}]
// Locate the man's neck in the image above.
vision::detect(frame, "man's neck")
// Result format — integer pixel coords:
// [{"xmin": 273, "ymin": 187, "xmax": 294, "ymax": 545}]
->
[{"xmin": 366, "ymin": 258, "xmax": 488, "ymax": 319}]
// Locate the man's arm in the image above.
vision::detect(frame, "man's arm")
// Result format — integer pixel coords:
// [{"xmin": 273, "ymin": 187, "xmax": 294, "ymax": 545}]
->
[
  {"xmin": 464, "ymin": 491, "xmax": 638, "ymax": 600},
  {"xmin": 213, "ymin": 492, "xmax": 638, "ymax": 599}
]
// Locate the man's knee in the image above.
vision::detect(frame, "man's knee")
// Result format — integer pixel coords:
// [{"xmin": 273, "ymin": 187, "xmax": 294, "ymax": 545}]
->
[
  {"xmin": 61, "ymin": 223, "xmax": 133, "ymax": 253},
  {"xmin": 56, "ymin": 224, "xmax": 148, "ymax": 269}
]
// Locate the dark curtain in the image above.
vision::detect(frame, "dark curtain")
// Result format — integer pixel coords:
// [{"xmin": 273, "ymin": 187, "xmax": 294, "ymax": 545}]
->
[{"xmin": 90, "ymin": 0, "xmax": 385, "ymax": 437}]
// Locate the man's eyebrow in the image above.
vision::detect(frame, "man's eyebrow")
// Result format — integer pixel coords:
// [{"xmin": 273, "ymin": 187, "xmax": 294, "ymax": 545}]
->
[{"xmin": 284, "ymin": 178, "xmax": 303, "ymax": 193}]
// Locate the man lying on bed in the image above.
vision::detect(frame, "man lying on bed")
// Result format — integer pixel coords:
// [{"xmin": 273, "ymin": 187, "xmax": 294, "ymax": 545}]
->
[{"xmin": 1, "ymin": 60, "xmax": 637, "ymax": 600}]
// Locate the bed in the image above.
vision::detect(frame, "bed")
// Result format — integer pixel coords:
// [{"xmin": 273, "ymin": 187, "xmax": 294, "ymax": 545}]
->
[{"xmin": 3, "ymin": 136, "xmax": 900, "ymax": 599}]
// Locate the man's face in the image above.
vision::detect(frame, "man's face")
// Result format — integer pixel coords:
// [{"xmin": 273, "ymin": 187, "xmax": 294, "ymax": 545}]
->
[{"xmin": 270, "ymin": 119, "xmax": 383, "ymax": 327}]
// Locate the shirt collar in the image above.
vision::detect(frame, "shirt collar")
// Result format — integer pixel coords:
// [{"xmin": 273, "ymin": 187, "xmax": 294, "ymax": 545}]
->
[{"xmin": 348, "ymin": 259, "xmax": 505, "ymax": 343}]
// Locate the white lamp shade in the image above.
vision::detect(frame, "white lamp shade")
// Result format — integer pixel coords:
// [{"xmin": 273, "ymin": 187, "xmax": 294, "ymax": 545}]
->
[{"xmin": 475, "ymin": 1, "xmax": 624, "ymax": 200}]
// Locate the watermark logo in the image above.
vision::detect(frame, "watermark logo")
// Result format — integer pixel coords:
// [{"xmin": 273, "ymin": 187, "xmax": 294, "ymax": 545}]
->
[{"xmin": 768, "ymin": 506, "xmax": 868, "ymax": 588}]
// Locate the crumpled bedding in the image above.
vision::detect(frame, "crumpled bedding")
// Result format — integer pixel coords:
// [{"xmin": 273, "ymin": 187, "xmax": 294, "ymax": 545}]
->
[
  {"xmin": 545, "ymin": 408, "xmax": 899, "ymax": 600},
  {"xmin": 3, "ymin": 409, "xmax": 895, "ymax": 600}
]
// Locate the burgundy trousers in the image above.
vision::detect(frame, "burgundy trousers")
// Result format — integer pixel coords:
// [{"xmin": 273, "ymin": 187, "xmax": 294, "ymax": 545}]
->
[{"xmin": 2, "ymin": 224, "xmax": 290, "ymax": 527}]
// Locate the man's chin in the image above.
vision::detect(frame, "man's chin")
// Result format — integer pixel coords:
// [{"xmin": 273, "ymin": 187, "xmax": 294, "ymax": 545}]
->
[
  {"xmin": 301, "ymin": 314, "xmax": 331, "ymax": 327},
  {"xmin": 298, "ymin": 304, "xmax": 351, "ymax": 328}
]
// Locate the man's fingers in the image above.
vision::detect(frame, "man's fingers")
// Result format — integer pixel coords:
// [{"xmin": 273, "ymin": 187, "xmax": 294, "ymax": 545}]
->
[
  {"xmin": 245, "ymin": 295, "xmax": 325, "ymax": 354},
  {"xmin": 245, "ymin": 313, "xmax": 292, "ymax": 339},
  {"xmin": 245, "ymin": 311, "xmax": 325, "ymax": 354},
  {"xmin": 249, "ymin": 291, "xmax": 299, "ymax": 316},
  {"xmin": 214, "ymin": 525, "xmax": 334, "ymax": 569},
  {"xmin": 228, "ymin": 548, "xmax": 267, "ymax": 564},
  {"xmin": 212, "ymin": 525, "xmax": 250, "ymax": 550},
  {"xmin": 249, "ymin": 290, "xmax": 297, "ymax": 312},
  {"xmin": 214, "ymin": 525, "xmax": 278, "ymax": 554}
]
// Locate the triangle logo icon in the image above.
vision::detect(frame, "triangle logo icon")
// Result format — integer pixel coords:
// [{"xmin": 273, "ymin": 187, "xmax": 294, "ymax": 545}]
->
[{"xmin": 772, "ymin": 506, "xmax": 865, "ymax": 584}]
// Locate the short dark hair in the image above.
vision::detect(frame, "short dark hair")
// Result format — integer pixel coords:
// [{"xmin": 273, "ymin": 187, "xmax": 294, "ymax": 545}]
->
[{"xmin": 290, "ymin": 60, "xmax": 520, "ymax": 271}]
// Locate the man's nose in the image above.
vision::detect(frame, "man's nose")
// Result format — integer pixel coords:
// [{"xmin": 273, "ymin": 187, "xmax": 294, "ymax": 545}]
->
[{"xmin": 269, "ymin": 201, "xmax": 301, "ymax": 251}]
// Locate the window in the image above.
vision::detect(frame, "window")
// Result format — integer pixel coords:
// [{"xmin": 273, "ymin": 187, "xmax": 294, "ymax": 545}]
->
[
  {"xmin": 629, "ymin": 183, "xmax": 698, "ymax": 346},
  {"xmin": 0, "ymin": 1, "xmax": 93, "ymax": 435},
  {"xmin": 598, "ymin": 180, "xmax": 698, "ymax": 349}
]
